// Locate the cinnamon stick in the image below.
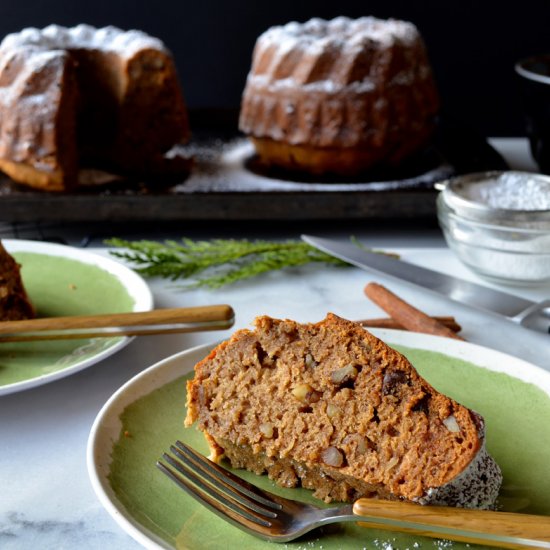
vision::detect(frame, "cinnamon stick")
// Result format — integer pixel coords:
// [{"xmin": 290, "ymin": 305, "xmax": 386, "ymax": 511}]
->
[
  {"xmin": 364, "ymin": 282, "xmax": 465, "ymax": 341},
  {"xmin": 357, "ymin": 315, "xmax": 461, "ymax": 333}
]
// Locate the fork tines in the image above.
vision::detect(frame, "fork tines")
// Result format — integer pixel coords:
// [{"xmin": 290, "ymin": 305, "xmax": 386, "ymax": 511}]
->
[{"xmin": 157, "ymin": 441, "xmax": 282, "ymax": 530}]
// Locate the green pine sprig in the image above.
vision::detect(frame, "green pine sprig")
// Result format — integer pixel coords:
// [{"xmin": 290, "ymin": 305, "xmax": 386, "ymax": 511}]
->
[{"xmin": 105, "ymin": 237, "xmax": 351, "ymax": 289}]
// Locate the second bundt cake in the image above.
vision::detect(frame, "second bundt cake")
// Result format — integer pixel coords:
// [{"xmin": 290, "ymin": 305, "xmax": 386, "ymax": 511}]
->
[
  {"xmin": 239, "ymin": 16, "xmax": 440, "ymax": 176},
  {"xmin": 0, "ymin": 24, "xmax": 190, "ymax": 191}
]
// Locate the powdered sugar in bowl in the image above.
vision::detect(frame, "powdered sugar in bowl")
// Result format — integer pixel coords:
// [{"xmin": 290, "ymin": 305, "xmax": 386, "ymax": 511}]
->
[{"xmin": 436, "ymin": 171, "xmax": 550, "ymax": 285}]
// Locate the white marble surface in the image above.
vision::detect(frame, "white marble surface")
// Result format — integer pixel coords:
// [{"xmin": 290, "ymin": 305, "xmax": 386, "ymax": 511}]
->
[{"xmin": 1, "ymin": 138, "xmax": 549, "ymax": 550}]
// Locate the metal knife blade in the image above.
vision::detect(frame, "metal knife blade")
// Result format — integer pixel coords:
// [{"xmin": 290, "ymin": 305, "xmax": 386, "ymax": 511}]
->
[{"xmin": 302, "ymin": 234, "xmax": 550, "ymax": 335}]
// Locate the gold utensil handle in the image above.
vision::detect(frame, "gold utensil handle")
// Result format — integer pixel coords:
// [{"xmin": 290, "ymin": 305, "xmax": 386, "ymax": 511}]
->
[
  {"xmin": 353, "ymin": 499, "xmax": 550, "ymax": 549},
  {"xmin": 0, "ymin": 305, "xmax": 235, "ymax": 342}
]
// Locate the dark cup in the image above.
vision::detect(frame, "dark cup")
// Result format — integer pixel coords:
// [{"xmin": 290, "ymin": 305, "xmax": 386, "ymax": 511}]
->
[{"xmin": 515, "ymin": 54, "xmax": 550, "ymax": 173}]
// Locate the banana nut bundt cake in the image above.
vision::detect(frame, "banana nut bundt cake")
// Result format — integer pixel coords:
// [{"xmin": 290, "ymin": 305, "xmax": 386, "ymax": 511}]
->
[
  {"xmin": 239, "ymin": 16, "xmax": 440, "ymax": 176},
  {"xmin": 0, "ymin": 240, "xmax": 35, "ymax": 320},
  {"xmin": 185, "ymin": 314, "xmax": 502, "ymax": 509},
  {"xmin": 0, "ymin": 24, "xmax": 190, "ymax": 191}
]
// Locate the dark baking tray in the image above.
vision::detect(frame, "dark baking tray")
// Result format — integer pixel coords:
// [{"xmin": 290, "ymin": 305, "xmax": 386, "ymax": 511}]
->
[{"xmin": 0, "ymin": 110, "xmax": 507, "ymax": 222}]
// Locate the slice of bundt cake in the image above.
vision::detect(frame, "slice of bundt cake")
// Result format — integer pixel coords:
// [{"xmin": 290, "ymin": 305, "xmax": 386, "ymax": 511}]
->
[
  {"xmin": 185, "ymin": 314, "xmax": 502, "ymax": 509},
  {"xmin": 239, "ymin": 16, "xmax": 440, "ymax": 176},
  {"xmin": 0, "ymin": 24, "xmax": 190, "ymax": 191},
  {"xmin": 0, "ymin": 241, "xmax": 35, "ymax": 320}
]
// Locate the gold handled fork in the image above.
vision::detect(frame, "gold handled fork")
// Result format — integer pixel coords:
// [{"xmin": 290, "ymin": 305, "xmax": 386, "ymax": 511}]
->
[{"xmin": 157, "ymin": 441, "xmax": 550, "ymax": 549}]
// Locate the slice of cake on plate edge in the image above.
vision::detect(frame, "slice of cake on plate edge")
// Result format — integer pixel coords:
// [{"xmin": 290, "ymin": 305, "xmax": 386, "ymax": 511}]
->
[
  {"xmin": 0, "ymin": 240, "xmax": 35, "ymax": 320},
  {"xmin": 185, "ymin": 313, "xmax": 502, "ymax": 510}
]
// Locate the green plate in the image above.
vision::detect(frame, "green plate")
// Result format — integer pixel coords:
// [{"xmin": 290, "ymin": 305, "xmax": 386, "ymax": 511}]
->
[
  {"xmin": 88, "ymin": 330, "xmax": 550, "ymax": 549},
  {"xmin": 0, "ymin": 239, "xmax": 153, "ymax": 395}
]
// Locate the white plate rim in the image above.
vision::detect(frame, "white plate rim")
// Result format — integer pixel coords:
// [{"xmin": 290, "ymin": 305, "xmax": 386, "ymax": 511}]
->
[
  {"xmin": 0, "ymin": 239, "xmax": 153, "ymax": 396},
  {"xmin": 87, "ymin": 328, "xmax": 550, "ymax": 550}
]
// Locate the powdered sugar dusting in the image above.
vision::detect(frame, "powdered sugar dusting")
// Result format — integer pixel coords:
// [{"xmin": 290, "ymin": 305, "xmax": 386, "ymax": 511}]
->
[
  {"xmin": 0, "ymin": 23, "xmax": 167, "ymax": 56},
  {"xmin": 246, "ymin": 73, "xmax": 378, "ymax": 94},
  {"xmin": 261, "ymin": 16, "xmax": 420, "ymax": 50},
  {"xmin": 252, "ymin": 16, "xmax": 426, "ymax": 92},
  {"xmin": 0, "ymin": 47, "xmax": 68, "ymax": 160},
  {"xmin": 415, "ymin": 412, "xmax": 502, "ymax": 511},
  {"xmin": 0, "ymin": 24, "xmax": 170, "ymax": 162},
  {"xmin": 282, "ymin": 536, "xmax": 466, "ymax": 549},
  {"xmin": 464, "ymin": 172, "xmax": 550, "ymax": 210},
  {"xmin": 172, "ymin": 138, "xmax": 454, "ymax": 193}
]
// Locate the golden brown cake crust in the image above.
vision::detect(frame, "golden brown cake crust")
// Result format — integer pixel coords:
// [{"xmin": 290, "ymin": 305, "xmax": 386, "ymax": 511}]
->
[
  {"xmin": 239, "ymin": 16, "xmax": 440, "ymax": 175},
  {"xmin": 249, "ymin": 128, "xmax": 434, "ymax": 176},
  {"xmin": 185, "ymin": 314, "xmax": 500, "ymax": 507},
  {"xmin": 0, "ymin": 240, "xmax": 35, "ymax": 320}
]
